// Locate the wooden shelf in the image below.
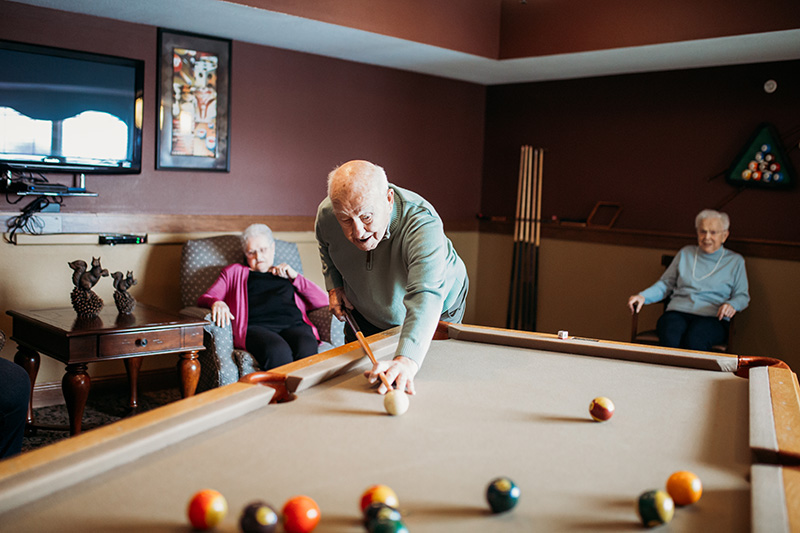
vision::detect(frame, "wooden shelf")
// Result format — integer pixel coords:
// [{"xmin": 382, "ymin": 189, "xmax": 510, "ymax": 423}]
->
[{"xmin": 479, "ymin": 218, "xmax": 800, "ymax": 262}]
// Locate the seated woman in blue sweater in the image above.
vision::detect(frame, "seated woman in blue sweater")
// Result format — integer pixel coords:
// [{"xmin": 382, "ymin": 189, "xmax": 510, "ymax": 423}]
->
[{"xmin": 627, "ymin": 209, "xmax": 750, "ymax": 351}]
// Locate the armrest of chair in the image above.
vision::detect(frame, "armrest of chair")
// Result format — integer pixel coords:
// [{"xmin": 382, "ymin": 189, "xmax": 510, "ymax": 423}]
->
[
  {"xmin": 180, "ymin": 306, "xmax": 241, "ymax": 389},
  {"xmin": 307, "ymin": 306, "xmax": 345, "ymax": 347}
]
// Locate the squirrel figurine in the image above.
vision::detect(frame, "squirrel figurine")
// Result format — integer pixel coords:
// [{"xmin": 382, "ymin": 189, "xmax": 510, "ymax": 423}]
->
[
  {"xmin": 112, "ymin": 270, "xmax": 138, "ymax": 314},
  {"xmin": 68, "ymin": 257, "xmax": 109, "ymax": 318},
  {"xmin": 68, "ymin": 257, "xmax": 109, "ymax": 290}
]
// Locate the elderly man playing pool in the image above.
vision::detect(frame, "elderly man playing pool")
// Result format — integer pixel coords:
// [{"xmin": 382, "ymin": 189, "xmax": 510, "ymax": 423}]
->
[
  {"xmin": 627, "ymin": 209, "xmax": 750, "ymax": 351},
  {"xmin": 315, "ymin": 160, "xmax": 469, "ymax": 395}
]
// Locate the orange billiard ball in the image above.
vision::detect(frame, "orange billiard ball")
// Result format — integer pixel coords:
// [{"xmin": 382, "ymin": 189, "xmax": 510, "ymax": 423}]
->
[
  {"xmin": 187, "ymin": 489, "xmax": 228, "ymax": 530},
  {"xmin": 359, "ymin": 484, "xmax": 400, "ymax": 513},
  {"xmin": 282, "ymin": 495, "xmax": 320, "ymax": 533},
  {"xmin": 666, "ymin": 471, "xmax": 703, "ymax": 506},
  {"xmin": 589, "ymin": 396, "xmax": 615, "ymax": 421}
]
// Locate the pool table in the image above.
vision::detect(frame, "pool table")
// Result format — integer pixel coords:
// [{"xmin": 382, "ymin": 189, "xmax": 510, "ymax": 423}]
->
[{"xmin": 1, "ymin": 323, "xmax": 799, "ymax": 532}]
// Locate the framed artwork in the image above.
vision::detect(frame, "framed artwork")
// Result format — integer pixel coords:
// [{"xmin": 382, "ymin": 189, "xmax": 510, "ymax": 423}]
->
[{"xmin": 156, "ymin": 28, "xmax": 231, "ymax": 171}]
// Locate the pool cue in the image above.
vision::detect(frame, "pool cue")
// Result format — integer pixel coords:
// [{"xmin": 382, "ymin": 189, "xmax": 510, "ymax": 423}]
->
[
  {"xmin": 507, "ymin": 145, "xmax": 533, "ymax": 330},
  {"xmin": 522, "ymin": 147, "xmax": 536, "ymax": 331},
  {"xmin": 342, "ymin": 307, "xmax": 394, "ymax": 391},
  {"xmin": 529, "ymin": 148, "xmax": 544, "ymax": 332},
  {"xmin": 506, "ymin": 146, "xmax": 526, "ymax": 329}
]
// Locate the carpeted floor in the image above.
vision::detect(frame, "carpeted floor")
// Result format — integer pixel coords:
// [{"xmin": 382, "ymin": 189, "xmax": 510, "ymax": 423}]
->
[{"xmin": 22, "ymin": 386, "xmax": 182, "ymax": 453}]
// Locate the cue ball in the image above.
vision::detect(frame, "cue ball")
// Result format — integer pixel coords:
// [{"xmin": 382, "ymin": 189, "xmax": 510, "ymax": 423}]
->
[
  {"xmin": 239, "ymin": 501, "xmax": 279, "ymax": 533},
  {"xmin": 384, "ymin": 390, "xmax": 409, "ymax": 416},
  {"xmin": 282, "ymin": 495, "xmax": 320, "ymax": 533},
  {"xmin": 486, "ymin": 477, "xmax": 520, "ymax": 513},
  {"xmin": 666, "ymin": 471, "xmax": 703, "ymax": 506},
  {"xmin": 637, "ymin": 489, "xmax": 674, "ymax": 527},
  {"xmin": 360, "ymin": 484, "xmax": 400, "ymax": 512},
  {"xmin": 187, "ymin": 489, "xmax": 228, "ymax": 530},
  {"xmin": 589, "ymin": 396, "xmax": 615, "ymax": 421}
]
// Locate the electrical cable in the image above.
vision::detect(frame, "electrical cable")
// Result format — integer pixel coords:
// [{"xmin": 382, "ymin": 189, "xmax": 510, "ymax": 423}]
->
[{"xmin": 3, "ymin": 195, "xmax": 63, "ymax": 244}]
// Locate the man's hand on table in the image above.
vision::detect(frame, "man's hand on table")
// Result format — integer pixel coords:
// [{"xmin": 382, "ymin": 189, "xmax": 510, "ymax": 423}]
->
[{"xmin": 366, "ymin": 356, "xmax": 419, "ymax": 395}]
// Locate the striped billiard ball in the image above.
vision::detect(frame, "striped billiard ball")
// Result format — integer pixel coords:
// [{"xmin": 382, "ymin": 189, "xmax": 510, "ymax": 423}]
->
[{"xmin": 589, "ymin": 396, "xmax": 615, "ymax": 421}]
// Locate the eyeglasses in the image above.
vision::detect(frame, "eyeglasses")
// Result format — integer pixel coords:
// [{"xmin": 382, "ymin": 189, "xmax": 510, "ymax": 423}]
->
[{"xmin": 245, "ymin": 247, "xmax": 272, "ymax": 258}]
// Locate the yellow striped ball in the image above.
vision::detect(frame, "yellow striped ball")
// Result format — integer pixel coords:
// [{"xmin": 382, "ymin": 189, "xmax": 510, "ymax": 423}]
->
[{"xmin": 589, "ymin": 396, "xmax": 615, "ymax": 421}]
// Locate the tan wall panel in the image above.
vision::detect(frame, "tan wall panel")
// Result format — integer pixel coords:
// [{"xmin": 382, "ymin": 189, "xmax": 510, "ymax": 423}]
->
[
  {"xmin": 0, "ymin": 230, "xmax": 479, "ymax": 386},
  {"xmin": 477, "ymin": 234, "xmax": 800, "ymax": 369}
]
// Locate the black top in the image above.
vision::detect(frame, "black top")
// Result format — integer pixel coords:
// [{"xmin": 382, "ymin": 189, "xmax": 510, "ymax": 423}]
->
[{"xmin": 247, "ymin": 271, "xmax": 304, "ymax": 331}]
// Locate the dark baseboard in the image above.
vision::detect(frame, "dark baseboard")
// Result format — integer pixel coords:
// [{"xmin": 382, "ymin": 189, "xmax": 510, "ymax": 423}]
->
[{"xmin": 31, "ymin": 367, "xmax": 180, "ymax": 408}]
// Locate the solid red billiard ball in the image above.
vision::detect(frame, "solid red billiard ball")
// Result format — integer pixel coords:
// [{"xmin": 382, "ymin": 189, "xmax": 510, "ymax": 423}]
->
[
  {"xmin": 666, "ymin": 470, "xmax": 703, "ymax": 506},
  {"xmin": 360, "ymin": 484, "xmax": 399, "ymax": 513},
  {"xmin": 239, "ymin": 500, "xmax": 279, "ymax": 533},
  {"xmin": 589, "ymin": 396, "xmax": 615, "ymax": 421},
  {"xmin": 282, "ymin": 495, "xmax": 320, "ymax": 533},
  {"xmin": 187, "ymin": 489, "xmax": 228, "ymax": 530}
]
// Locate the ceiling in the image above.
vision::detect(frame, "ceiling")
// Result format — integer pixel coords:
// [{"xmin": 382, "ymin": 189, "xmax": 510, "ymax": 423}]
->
[{"xmin": 10, "ymin": 0, "xmax": 800, "ymax": 85}]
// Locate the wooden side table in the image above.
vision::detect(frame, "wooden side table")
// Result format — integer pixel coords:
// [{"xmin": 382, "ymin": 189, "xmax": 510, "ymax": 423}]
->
[{"xmin": 8, "ymin": 304, "xmax": 207, "ymax": 435}]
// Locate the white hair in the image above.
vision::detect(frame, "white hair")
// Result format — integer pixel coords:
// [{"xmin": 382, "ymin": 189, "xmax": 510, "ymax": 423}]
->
[
  {"xmin": 240, "ymin": 223, "xmax": 274, "ymax": 251},
  {"xmin": 327, "ymin": 160, "xmax": 389, "ymax": 200},
  {"xmin": 695, "ymin": 209, "xmax": 730, "ymax": 231}
]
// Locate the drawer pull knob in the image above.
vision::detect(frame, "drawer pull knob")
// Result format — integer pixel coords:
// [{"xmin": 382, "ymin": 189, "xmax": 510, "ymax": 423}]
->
[{"xmin": 136, "ymin": 338, "xmax": 148, "ymax": 347}]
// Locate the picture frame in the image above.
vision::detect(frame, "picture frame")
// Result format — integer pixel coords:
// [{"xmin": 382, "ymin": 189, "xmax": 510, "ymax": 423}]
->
[{"xmin": 156, "ymin": 28, "xmax": 231, "ymax": 171}]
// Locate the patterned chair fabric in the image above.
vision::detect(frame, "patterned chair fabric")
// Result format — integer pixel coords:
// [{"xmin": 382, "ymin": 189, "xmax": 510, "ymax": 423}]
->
[{"xmin": 180, "ymin": 234, "xmax": 344, "ymax": 391}]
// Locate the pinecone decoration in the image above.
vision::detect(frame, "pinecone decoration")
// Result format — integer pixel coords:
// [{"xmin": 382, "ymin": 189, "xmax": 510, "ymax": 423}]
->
[
  {"xmin": 71, "ymin": 288, "xmax": 104, "ymax": 318},
  {"xmin": 114, "ymin": 289, "xmax": 136, "ymax": 315}
]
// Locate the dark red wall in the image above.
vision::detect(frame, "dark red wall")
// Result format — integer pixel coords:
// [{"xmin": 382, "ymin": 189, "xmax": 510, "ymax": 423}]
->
[
  {"xmin": 482, "ymin": 60, "xmax": 800, "ymax": 243},
  {"xmin": 500, "ymin": 0, "xmax": 800, "ymax": 58},
  {"xmin": 1, "ymin": 1, "xmax": 486, "ymax": 224},
  {"xmin": 230, "ymin": 0, "xmax": 501, "ymax": 58}
]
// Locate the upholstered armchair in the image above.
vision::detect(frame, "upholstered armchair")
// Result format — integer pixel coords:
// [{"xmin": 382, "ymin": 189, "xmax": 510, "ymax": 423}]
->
[{"xmin": 180, "ymin": 234, "xmax": 344, "ymax": 392}]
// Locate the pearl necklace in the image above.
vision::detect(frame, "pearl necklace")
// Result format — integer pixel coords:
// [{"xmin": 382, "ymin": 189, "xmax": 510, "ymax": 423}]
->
[{"xmin": 692, "ymin": 247, "xmax": 725, "ymax": 281}]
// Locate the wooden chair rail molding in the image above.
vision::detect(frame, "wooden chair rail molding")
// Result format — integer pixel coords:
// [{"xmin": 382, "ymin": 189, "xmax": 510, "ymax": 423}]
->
[
  {"xmin": 1, "ymin": 212, "xmax": 796, "ymax": 261},
  {"xmin": 0, "ymin": 212, "xmax": 479, "ymax": 240},
  {"xmin": 0, "ymin": 212, "xmax": 318, "ymax": 235},
  {"xmin": 480, "ymin": 219, "xmax": 800, "ymax": 262}
]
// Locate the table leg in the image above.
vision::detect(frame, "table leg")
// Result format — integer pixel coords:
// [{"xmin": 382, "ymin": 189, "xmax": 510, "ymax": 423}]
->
[
  {"xmin": 14, "ymin": 347, "xmax": 40, "ymax": 429},
  {"xmin": 178, "ymin": 350, "xmax": 200, "ymax": 398},
  {"xmin": 63, "ymin": 363, "xmax": 90, "ymax": 436},
  {"xmin": 124, "ymin": 357, "xmax": 143, "ymax": 410}
]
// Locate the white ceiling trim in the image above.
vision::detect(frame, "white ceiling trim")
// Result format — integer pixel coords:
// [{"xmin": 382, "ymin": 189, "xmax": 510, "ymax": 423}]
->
[{"xmin": 9, "ymin": 0, "xmax": 800, "ymax": 84}]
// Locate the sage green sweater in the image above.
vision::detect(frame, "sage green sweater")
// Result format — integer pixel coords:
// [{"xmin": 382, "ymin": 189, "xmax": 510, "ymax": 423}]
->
[{"xmin": 315, "ymin": 184, "xmax": 468, "ymax": 366}]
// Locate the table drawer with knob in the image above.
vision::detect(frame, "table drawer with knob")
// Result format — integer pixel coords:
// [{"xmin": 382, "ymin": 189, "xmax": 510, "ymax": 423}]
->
[{"xmin": 98, "ymin": 329, "xmax": 183, "ymax": 357}]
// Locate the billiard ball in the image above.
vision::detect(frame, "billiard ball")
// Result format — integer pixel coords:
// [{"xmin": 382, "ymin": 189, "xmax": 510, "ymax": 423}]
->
[
  {"xmin": 360, "ymin": 484, "xmax": 400, "ymax": 512},
  {"xmin": 239, "ymin": 500, "xmax": 279, "ymax": 533},
  {"xmin": 384, "ymin": 390, "xmax": 409, "ymax": 416},
  {"xmin": 369, "ymin": 517, "xmax": 409, "ymax": 533},
  {"xmin": 187, "ymin": 489, "xmax": 228, "ymax": 530},
  {"xmin": 637, "ymin": 489, "xmax": 674, "ymax": 527},
  {"xmin": 486, "ymin": 477, "xmax": 520, "ymax": 514},
  {"xmin": 363, "ymin": 501, "xmax": 402, "ymax": 527},
  {"xmin": 666, "ymin": 470, "xmax": 703, "ymax": 506},
  {"xmin": 589, "ymin": 396, "xmax": 615, "ymax": 421},
  {"xmin": 282, "ymin": 495, "xmax": 320, "ymax": 533}
]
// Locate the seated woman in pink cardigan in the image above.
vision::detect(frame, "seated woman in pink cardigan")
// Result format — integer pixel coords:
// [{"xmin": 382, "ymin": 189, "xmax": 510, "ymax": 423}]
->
[{"xmin": 197, "ymin": 224, "xmax": 329, "ymax": 370}]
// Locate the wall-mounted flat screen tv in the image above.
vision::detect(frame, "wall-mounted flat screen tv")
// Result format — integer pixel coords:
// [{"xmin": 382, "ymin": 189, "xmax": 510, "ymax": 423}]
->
[{"xmin": 0, "ymin": 40, "xmax": 144, "ymax": 174}]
